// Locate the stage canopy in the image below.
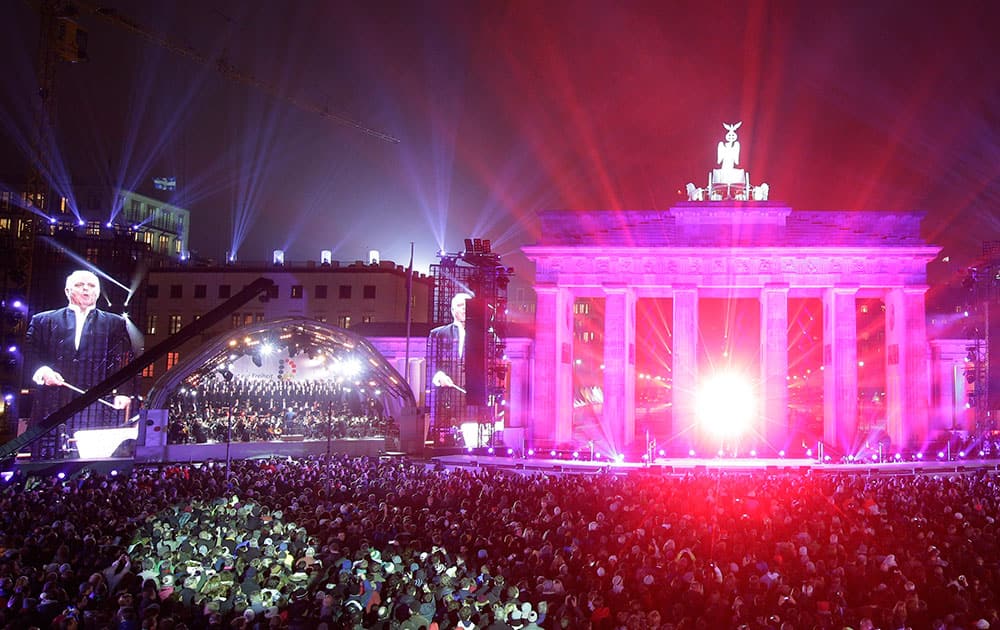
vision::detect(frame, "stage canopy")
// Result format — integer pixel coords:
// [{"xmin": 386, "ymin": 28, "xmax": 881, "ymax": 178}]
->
[{"xmin": 145, "ymin": 317, "xmax": 416, "ymax": 417}]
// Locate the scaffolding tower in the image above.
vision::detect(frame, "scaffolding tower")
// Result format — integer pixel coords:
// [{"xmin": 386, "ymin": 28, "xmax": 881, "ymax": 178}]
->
[{"xmin": 426, "ymin": 240, "xmax": 511, "ymax": 448}]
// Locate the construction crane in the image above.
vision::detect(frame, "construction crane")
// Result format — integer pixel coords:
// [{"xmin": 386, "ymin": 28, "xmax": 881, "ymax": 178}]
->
[
  {"xmin": 15, "ymin": 0, "xmax": 399, "ymax": 310},
  {"xmin": 37, "ymin": 0, "xmax": 401, "ymax": 144}
]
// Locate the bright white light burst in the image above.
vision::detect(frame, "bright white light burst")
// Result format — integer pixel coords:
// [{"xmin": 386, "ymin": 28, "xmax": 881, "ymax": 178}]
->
[{"xmin": 696, "ymin": 371, "xmax": 755, "ymax": 438}]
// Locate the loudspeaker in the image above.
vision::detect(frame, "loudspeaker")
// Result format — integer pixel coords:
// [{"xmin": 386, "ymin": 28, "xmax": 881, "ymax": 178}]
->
[
  {"xmin": 465, "ymin": 297, "xmax": 487, "ymax": 406},
  {"xmin": 989, "ymin": 310, "xmax": 1000, "ymax": 409},
  {"xmin": 143, "ymin": 409, "xmax": 168, "ymax": 447}
]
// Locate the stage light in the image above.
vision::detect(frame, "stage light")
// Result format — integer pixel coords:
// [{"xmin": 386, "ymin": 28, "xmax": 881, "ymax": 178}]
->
[
  {"xmin": 871, "ymin": 454, "xmax": 878, "ymax": 461},
  {"xmin": 458, "ymin": 423, "xmax": 479, "ymax": 449},
  {"xmin": 105, "ymin": 222, "xmax": 112, "ymax": 228},
  {"xmin": 368, "ymin": 249, "xmax": 380, "ymax": 265},
  {"xmin": 717, "ymin": 449, "xmax": 724, "ymax": 457},
  {"xmin": 979, "ymin": 450, "xmax": 985, "ymax": 457},
  {"xmin": 805, "ymin": 449, "xmax": 812, "ymax": 457},
  {"xmin": 527, "ymin": 449, "xmax": 535, "ymax": 456},
  {"xmin": 614, "ymin": 454, "xmax": 625, "ymax": 463},
  {"xmin": 916, "ymin": 452, "xmax": 924, "ymax": 459},
  {"xmin": 12, "ymin": 300, "xmax": 23, "ymax": 309},
  {"xmin": 466, "ymin": 447, "xmax": 473, "ymax": 453},
  {"xmin": 6, "ymin": 345, "xmax": 16, "ymax": 353},
  {"xmin": 487, "ymin": 447, "xmax": 495, "ymax": 454},
  {"xmin": 77, "ymin": 219, "xmax": 84, "ymax": 226},
  {"xmin": 110, "ymin": 470, "xmax": 118, "ymax": 476},
  {"xmin": 57, "ymin": 472, "xmax": 65, "ymax": 479},
  {"xmin": 572, "ymin": 451, "xmax": 579, "ymax": 459},
  {"xmin": 75, "ymin": 427, "xmax": 137, "ymax": 458},
  {"xmin": 261, "ymin": 343, "xmax": 274, "ymax": 356},
  {"xmin": 778, "ymin": 450, "xmax": 786, "ymax": 458},
  {"xmin": 3, "ymin": 394, "xmax": 13, "ymax": 403},
  {"xmin": 959, "ymin": 451, "xmax": 966, "ymax": 458},
  {"xmin": 658, "ymin": 449, "xmax": 665, "ymax": 457},
  {"xmin": 895, "ymin": 453, "xmax": 902, "ymax": 460},
  {"xmin": 272, "ymin": 250, "xmax": 285, "ymax": 266},
  {"xmin": 750, "ymin": 449, "xmax": 757, "ymax": 457},
  {"xmin": 550, "ymin": 450, "xmax": 556, "ymax": 457},
  {"xmin": 937, "ymin": 451, "xmax": 945, "ymax": 459},
  {"xmin": 824, "ymin": 455, "xmax": 832, "ymax": 462},
  {"xmin": 696, "ymin": 371, "xmax": 755, "ymax": 438},
  {"xmin": 321, "ymin": 250, "xmax": 332, "ymax": 265},
  {"xmin": 688, "ymin": 449, "xmax": 696, "ymax": 457}
]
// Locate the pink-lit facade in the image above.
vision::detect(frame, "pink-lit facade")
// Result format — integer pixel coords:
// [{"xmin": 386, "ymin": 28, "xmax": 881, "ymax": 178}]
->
[{"xmin": 524, "ymin": 202, "xmax": 942, "ymax": 455}]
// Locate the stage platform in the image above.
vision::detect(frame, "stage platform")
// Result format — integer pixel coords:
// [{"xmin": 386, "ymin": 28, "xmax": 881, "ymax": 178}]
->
[
  {"xmin": 431, "ymin": 454, "xmax": 1000, "ymax": 476},
  {"xmin": 8, "ymin": 448, "xmax": 1000, "ymax": 479}
]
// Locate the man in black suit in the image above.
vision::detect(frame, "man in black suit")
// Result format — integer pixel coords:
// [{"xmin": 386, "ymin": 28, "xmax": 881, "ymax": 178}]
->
[
  {"xmin": 25, "ymin": 270, "xmax": 134, "ymax": 456},
  {"xmin": 429, "ymin": 292, "xmax": 471, "ymax": 391}
]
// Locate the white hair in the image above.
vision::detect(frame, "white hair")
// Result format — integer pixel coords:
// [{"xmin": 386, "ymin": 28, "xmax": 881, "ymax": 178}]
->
[{"xmin": 65, "ymin": 269, "xmax": 100, "ymax": 290}]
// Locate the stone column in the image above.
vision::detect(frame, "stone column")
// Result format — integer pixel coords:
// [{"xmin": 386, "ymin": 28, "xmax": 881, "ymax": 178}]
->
[
  {"xmin": 532, "ymin": 285, "xmax": 574, "ymax": 447},
  {"xmin": 507, "ymin": 356, "xmax": 527, "ymax": 428},
  {"xmin": 672, "ymin": 286, "xmax": 699, "ymax": 437},
  {"xmin": 760, "ymin": 284, "xmax": 789, "ymax": 453},
  {"xmin": 823, "ymin": 286, "xmax": 858, "ymax": 454},
  {"xmin": 885, "ymin": 287, "xmax": 931, "ymax": 448},
  {"xmin": 603, "ymin": 285, "xmax": 636, "ymax": 453}
]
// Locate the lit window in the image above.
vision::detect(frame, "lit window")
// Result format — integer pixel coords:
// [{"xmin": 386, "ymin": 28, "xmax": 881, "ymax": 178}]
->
[
  {"xmin": 146, "ymin": 314, "xmax": 158, "ymax": 335},
  {"xmin": 291, "ymin": 285, "xmax": 304, "ymax": 299},
  {"xmin": 141, "ymin": 364, "xmax": 155, "ymax": 378},
  {"xmin": 243, "ymin": 314, "xmax": 253, "ymax": 326},
  {"xmin": 87, "ymin": 221, "xmax": 101, "ymax": 235},
  {"xmin": 168, "ymin": 314, "xmax": 182, "ymax": 334},
  {"xmin": 231, "ymin": 314, "xmax": 241, "ymax": 329},
  {"xmin": 362, "ymin": 314, "xmax": 374, "ymax": 324},
  {"xmin": 166, "ymin": 352, "xmax": 179, "ymax": 370},
  {"xmin": 255, "ymin": 313, "xmax": 265, "ymax": 323},
  {"xmin": 338, "ymin": 315, "xmax": 351, "ymax": 329}
]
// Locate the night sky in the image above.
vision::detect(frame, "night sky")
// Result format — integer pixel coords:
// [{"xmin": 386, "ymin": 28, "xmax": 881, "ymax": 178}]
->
[{"xmin": 1, "ymin": 0, "xmax": 998, "ymax": 285}]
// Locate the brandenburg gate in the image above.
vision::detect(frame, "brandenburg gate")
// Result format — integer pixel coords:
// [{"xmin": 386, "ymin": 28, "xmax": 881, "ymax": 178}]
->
[{"xmin": 523, "ymin": 124, "xmax": 941, "ymax": 455}]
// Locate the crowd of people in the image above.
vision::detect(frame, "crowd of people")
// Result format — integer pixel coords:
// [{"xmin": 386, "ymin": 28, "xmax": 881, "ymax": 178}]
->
[
  {"xmin": 166, "ymin": 377, "xmax": 390, "ymax": 444},
  {"xmin": 1, "ymin": 456, "xmax": 999, "ymax": 629}
]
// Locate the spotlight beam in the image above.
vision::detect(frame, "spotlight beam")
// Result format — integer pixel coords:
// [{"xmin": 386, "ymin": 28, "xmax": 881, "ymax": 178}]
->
[{"xmin": 38, "ymin": 236, "xmax": 130, "ymax": 294}]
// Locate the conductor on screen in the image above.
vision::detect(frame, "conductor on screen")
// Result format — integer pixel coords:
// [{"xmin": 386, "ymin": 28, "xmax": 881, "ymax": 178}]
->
[
  {"xmin": 25, "ymin": 270, "xmax": 134, "ymax": 456},
  {"xmin": 429, "ymin": 292, "xmax": 471, "ymax": 392}
]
